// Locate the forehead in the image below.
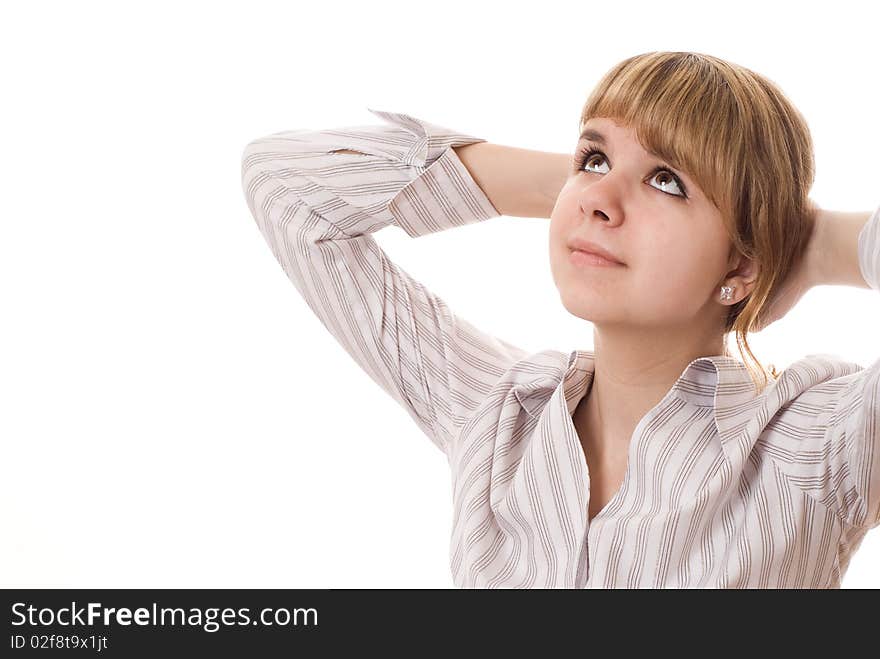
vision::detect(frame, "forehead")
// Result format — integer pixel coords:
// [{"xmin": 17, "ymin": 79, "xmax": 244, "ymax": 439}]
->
[
  {"xmin": 580, "ymin": 117, "xmax": 647, "ymax": 150},
  {"xmin": 582, "ymin": 116, "xmax": 629, "ymax": 130}
]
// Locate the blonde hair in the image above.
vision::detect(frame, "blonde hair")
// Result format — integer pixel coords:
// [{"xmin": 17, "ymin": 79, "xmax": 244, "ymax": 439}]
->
[{"xmin": 578, "ymin": 51, "xmax": 817, "ymax": 394}]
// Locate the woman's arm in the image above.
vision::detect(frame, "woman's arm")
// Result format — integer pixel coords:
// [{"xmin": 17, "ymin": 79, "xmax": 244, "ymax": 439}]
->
[
  {"xmin": 241, "ymin": 108, "xmax": 532, "ymax": 456},
  {"xmin": 453, "ymin": 142, "xmax": 572, "ymax": 219},
  {"xmin": 810, "ymin": 204, "xmax": 880, "ymax": 531}
]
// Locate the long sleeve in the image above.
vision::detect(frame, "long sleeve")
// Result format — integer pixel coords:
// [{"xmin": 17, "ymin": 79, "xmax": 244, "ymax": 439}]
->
[
  {"xmin": 240, "ymin": 108, "xmax": 530, "ymax": 456},
  {"xmin": 826, "ymin": 203, "xmax": 880, "ymax": 531}
]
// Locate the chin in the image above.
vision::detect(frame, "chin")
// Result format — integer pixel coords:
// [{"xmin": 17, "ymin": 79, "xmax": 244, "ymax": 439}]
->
[{"xmin": 558, "ymin": 291, "xmax": 617, "ymax": 324}]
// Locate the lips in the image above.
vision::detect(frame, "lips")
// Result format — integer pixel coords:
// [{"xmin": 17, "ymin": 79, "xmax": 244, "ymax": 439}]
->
[{"xmin": 567, "ymin": 237, "xmax": 625, "ymax": 265}]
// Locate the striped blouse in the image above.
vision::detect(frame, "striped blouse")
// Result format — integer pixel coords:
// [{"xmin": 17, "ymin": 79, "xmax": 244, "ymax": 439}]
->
[{"xmin": 240, "ymin": 108, "xmax": 880, "ymax": 588}]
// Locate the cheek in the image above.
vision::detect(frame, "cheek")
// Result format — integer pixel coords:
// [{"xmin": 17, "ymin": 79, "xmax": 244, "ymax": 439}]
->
[
  {"xmin": 632, "ymin": 231, "xmax": 722, "ymax": 302},
  {"xmin": 548, "ymin": 193, "xmax": 577, "ymax": 237},
  {"xmin": 548, "ymin": 200, "xmax": 578, "ymax": 264}
]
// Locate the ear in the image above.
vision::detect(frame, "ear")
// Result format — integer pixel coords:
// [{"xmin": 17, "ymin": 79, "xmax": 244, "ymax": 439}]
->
[{"xmin": 721, "ymin": 251, "xmax": 759, "ymax": 304}]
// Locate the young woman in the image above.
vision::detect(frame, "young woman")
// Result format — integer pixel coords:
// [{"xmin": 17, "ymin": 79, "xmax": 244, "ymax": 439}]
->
[{"xmin": 240, "ymin": 51, "xmax": 879, "ymax": 588}]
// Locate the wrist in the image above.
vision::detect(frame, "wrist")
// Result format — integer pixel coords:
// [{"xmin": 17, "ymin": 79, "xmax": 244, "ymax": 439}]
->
[
  {"xmin": 536, "ymin": 152, "xmax": 576, "ymax": 219},
  {"xmin": 454, "ymin": 142, "xmax": 562, "ymax": 218},
  {"xmin": 808, "ymin": 207, "xmax": 874, "ymax": 288}
]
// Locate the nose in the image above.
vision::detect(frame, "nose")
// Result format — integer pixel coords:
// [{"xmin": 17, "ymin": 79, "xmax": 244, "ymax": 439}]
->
[
  {"xmin": 587, "ymin": 207, "xmax": 612, "ymax": 222},
  {"xmin": 577, "ymin": 175, "xmax": 623, "ymax": 226}
]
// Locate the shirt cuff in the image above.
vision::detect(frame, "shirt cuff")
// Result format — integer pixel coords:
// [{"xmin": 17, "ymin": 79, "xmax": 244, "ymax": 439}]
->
[
  {"xmin": 857, "ymin": 203, "xmax": 880, "ymax": 291},
  {"xmin": 388, "ymin": 139, "xmax": 501, "ymax": 237}
]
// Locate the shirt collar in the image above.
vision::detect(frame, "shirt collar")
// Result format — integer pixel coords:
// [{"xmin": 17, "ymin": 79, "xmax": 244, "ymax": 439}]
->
[{"xmin": 511, "ymin": 348, "xmax": 760, "ymax": 461}]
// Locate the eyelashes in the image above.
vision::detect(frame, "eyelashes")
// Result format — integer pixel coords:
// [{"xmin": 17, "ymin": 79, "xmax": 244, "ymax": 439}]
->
[{"xmin": 573, "ymin": 144, "xmax": 690, "ymax": 200}]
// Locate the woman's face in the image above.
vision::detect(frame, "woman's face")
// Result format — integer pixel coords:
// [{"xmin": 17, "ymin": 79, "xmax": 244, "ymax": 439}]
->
[{"xmin": 549, "ymin": 116, "xmax": 735, "ymax": 330}]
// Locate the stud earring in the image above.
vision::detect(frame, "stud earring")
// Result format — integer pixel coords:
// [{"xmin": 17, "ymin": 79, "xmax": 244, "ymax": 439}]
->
[{"xmin": 720, "ymin": 285, "xmax": 734, "ymax": 301}]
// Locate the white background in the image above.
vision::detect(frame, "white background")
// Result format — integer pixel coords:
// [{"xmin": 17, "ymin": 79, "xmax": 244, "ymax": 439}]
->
[{"xmin": 3, "ymin": 0, "xmax": 878, "ymax": 588}]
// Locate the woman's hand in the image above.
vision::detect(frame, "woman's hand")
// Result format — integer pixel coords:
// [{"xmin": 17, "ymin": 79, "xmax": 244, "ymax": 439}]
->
[{"xmin": 752, "ymin": 200, "xmax": 823, "ymax": 332}]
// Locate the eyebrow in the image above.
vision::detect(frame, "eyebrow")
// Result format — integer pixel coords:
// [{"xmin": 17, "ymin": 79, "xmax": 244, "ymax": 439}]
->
[
  {"xmin": 579, "ymin": 127, "xmax": 663, "ymax": 159},
  {"xmin": 579, "ymin": 128, "xmax": 608, "ymax": 144}
]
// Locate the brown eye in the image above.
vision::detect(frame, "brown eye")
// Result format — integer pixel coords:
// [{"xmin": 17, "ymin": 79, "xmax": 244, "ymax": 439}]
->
[
  {"xmin": 585, "ymin": 154, "xmax": 604, "ymax": 168},
  {"xmin": 577, "ymin": 149, "xmax": 608, "ymax": 173},
  {"xmin": 650, "ymin": 170, "xmax": 685, "ymax": 197}
]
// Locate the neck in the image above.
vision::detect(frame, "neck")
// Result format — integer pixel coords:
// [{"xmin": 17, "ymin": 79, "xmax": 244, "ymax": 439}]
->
[{"xmin": 573, "ymin": 323, "xmax": 727, "ymax": 461}]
